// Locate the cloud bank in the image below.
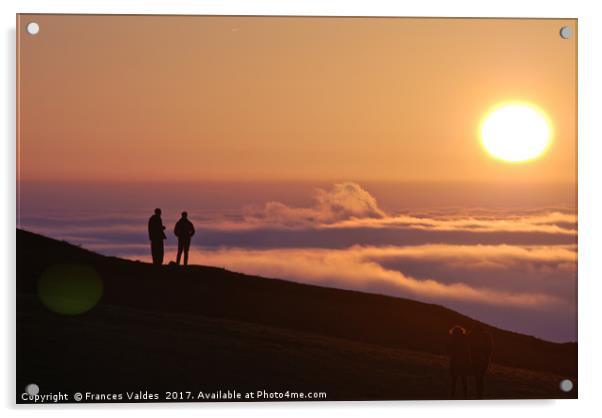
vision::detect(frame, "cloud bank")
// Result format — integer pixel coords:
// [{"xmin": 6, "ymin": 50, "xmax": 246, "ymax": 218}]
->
[
  {"xmin": 186, "ymin": 245, "xmax": 570, "ymax": 308},
  {"xmin": 18, "ymin": 182, "xmax": 577, "ymax": 341},
  {"xmin": 240, "ymin": 182, "xmax": 576, "ymax": 236}
]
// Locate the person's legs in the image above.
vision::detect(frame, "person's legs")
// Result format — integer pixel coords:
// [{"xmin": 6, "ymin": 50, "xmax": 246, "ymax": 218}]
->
[
  {"xmin": 450, "ymin": 372, "xmax": 457, "ymax": 397},
  {"xmin": 176, "ymin": 240, "xmax": 183, "ymax": 265},
  {"xmin": 183, "ymin": 241, "xmax": 190, "ymax": 266},
  {"xmin": 460, "ymin": 375, "xmax": 468, "ymax": 398},
  {"xmin": 150, "ymin": 241, "xmax": 156, "ymax": 264},
  {"xmin": 475, "ymin": 368, "xmax": 486, "ymax": 399},
  {"xmin": 158, "ymin": 241, "xmax": 164, "ymax": 265},
  {"xmin": 151, "ymin": 240, "xmax": 161, "ymax": 265}
]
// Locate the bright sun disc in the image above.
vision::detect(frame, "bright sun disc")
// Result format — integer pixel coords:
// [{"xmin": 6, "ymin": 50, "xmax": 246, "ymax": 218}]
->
[{"xmin": 480, "ymin": 103, "xmax": 552, "ymax": 163}]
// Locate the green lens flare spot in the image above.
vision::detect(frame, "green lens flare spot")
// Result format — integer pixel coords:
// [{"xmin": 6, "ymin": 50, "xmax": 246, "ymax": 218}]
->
[{"xmin": 37, "ymin": 264, "xmax": 103, "ymax": 315}]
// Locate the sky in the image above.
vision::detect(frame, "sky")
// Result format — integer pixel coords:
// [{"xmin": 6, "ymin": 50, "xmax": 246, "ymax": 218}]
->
[
  {"xmin": 17, "ymin": 15, "xmax": 577, "ymax": 342},
  {"xmin": 18, "ymin": 15, "xmax": 576, "ymax": 184}
]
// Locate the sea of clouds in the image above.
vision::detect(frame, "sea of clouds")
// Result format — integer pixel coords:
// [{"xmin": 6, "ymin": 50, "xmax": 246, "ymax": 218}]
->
[{"xmin": 18, "ymin": 182, "xmax": 577, "ymax": 342}]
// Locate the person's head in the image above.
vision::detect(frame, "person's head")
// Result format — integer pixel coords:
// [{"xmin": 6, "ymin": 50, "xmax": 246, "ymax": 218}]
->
[
  {"xmin": 449, "ymin": 325, "xmax": 466, "ymax": 336},
  {"xmin": 154, "ymin": 208, "xmax": 162, "ymax": 215},
  {"xmin": 181, "ymin": 211, "xmax": 188, "ymax": 218}
]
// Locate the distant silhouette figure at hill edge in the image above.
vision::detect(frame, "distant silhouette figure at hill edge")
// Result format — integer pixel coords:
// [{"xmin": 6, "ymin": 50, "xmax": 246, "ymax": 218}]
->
[
  {"xmin": 446, "ymin": 324, "xmax": 494, "ymax": 399},
  {"xmin": 468, "ymin": 324, "xmax": 493, "ymax": 399},
  {"xmin": 446, "ymin": 325, "xmax": 471, "ymax": 398},
  {"xmin": 174, "ymin": 211, "xmax": 195, "ymax": 266},
  {"xmin": 148, "ymin": 208, "xmax": 166, "ymax": 265}
]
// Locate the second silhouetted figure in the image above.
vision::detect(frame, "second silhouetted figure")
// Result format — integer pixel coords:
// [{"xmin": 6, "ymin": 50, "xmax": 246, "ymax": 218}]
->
[{"xmin": 174, "ymin": 211, "xmax": 195, "ymax": 266}]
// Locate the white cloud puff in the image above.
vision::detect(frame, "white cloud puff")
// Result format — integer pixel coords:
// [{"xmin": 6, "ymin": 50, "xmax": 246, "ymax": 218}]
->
[{"xmin": 243, "ymin": 182, "xmax": 385, "ymax": 227}]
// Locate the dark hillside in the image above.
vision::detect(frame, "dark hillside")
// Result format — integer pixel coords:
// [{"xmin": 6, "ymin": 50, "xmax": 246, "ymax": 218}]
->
[{"xmin": 16, "ymin": 229, "xmax": 577, "ymax": 402}]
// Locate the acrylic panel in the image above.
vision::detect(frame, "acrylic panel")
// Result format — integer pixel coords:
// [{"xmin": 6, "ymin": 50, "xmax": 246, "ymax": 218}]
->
[{"xmin": 16, "ymin": 14, "xmax": 577, "ymax": 403}]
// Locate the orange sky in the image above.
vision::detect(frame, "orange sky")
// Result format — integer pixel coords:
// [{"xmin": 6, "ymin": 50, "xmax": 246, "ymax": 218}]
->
[{"xmin": 18, "ymin": 15, "xmax": 576, "ymax": 184}]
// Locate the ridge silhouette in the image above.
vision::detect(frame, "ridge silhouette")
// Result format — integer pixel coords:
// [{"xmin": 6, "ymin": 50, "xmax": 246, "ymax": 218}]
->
[{"xmin": 16, "ymin": 229, "xmax": 577, "ymax": 381}]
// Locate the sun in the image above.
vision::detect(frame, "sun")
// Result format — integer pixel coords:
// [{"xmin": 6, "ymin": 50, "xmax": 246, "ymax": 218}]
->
[{"xmin": 480, "ymin": 102, "xmax": 553, "ymax": 163}]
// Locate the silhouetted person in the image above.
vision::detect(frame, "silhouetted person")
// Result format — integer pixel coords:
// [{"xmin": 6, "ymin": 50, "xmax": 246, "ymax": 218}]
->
[
  {"xmin": 148, "ymin": 208, "xmax": 166, "ymax": 265},
  {"xmin": 468, "ymin": 324, "xmax": 493, "ymax": 399},
  {"xmin": 174, "ymin": 211, "xmax": 195, "ymax": 266},
  {"xmin": 446, "ymin": 325, "xmax": 471, "ymax": 399}
]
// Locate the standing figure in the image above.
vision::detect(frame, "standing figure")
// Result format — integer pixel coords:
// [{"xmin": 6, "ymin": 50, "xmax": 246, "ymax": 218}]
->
[
  {"xmin": 446, "ymin": 325, "xmax": 471, "ymax": 399},
  {"xmin": 174, "ymin": 211, "xmax": 195, "ymax": 266},
  {"xmin": 148, "ymin": 208, "xmax": 166, "ymax": 265},
  {"xmin": 468, "ymin": 324, "xmax": 493, "ymax": 399}
]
